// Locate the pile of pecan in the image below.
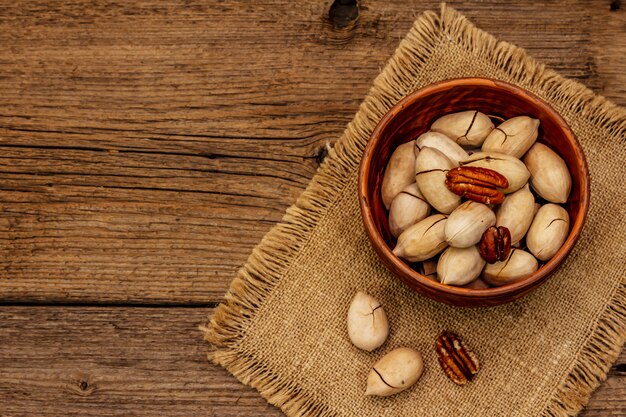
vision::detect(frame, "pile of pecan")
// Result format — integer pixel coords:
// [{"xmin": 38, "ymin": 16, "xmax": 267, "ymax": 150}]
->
[{"xmin": 384, "ymin": 110, "xmax": 573, "ymax": 288}]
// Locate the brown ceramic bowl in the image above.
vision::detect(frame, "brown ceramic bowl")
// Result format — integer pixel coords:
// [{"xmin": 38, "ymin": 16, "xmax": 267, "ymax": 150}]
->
[{"xmin": 358, "ymin": 78, "xmax": 590, "ymax": 307}]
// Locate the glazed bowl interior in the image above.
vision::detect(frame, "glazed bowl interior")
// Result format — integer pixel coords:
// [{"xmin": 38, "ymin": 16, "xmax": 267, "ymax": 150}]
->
[{"xmin": 358, "ymin": 78, "xmax": 589, "ymax": 307}]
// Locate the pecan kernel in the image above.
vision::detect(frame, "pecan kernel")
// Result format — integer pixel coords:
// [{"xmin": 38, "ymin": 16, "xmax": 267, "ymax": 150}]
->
[
  {"xmin": 445, "ymin": 167, "xmax": 508, "ymax": 204},
  {"xmin": 435, "ymin": 331, "xmax": 480, "ymax": 386},
  {"xmin": 448, "ymin": 167, "xmax": 508, "ymax": 188},
  {"xmin": 479, "ymin": 226, "xmax": 512, "ymax": 263}
]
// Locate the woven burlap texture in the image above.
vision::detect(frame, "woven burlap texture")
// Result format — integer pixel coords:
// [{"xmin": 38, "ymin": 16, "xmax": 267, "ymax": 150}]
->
[{"xmin": 205, "ymin": 5, "xmax": 626, "ymax": 417}]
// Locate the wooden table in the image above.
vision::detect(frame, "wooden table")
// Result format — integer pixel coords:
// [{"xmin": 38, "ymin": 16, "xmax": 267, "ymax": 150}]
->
[{"xmin": 0, "ymin": 1, "xmax": 623, "ymax": 415}]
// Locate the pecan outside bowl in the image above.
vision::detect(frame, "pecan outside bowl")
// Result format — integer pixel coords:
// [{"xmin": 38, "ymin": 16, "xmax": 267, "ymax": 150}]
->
[{"xmin": 358, "ymin": 77, "xmax": 590, "ymax": 307}]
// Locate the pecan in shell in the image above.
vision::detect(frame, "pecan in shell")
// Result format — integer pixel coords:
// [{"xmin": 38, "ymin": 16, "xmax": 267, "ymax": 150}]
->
[
  {"xmin": 479, "ymin": 226, "xmax": 512, "ymax": 263},
  {"xmin": 445, "ymin": 166, "xmax": 508, "ymax": 204},
  {"xmin": 435, "ymin": 331, "xmax": 480, "ymax": 386}
]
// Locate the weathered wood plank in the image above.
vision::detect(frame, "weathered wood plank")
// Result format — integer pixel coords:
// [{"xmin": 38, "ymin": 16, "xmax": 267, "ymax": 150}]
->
[
  {"xmin": 0, "ymin": 306, "xmax": 622, "ymax": 416},
  {"xmin": 0, "ymin": 0, "xmax": 626, "ymax": 303},
  {"xmin": 0, "ymin": 0, "xmax": 623, "ymax": 303},
  {"xmin": 0, "ymin": 307, "xmax": 282, "ymax": 416},
  {"xmin": 590, "ymin": 0, "xmax": 626, "ymax": 104}
]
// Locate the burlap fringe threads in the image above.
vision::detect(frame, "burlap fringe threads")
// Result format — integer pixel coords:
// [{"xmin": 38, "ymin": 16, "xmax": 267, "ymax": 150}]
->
[{"xmin": 204, "ymin": 4, "xmax": 626, "ymax": 417}]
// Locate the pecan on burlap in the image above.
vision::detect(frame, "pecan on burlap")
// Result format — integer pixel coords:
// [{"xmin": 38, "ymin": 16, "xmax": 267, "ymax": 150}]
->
[{"xmin": 435, "ymin": 331, "xmax": 480, "ymax": 386}]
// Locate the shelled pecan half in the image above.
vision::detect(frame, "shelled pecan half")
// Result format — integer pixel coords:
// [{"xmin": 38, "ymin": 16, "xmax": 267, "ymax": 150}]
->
[
  {"xmin": 479, "ymin": 226, "xmax": 512, "ymax": 263},
  {"xmin": 445, "ymin": 166, "xmax": 508, "ymax": 204},
  {"xmin": 435, "ymin": 331, "xmax": 480, "ymax": 386}
]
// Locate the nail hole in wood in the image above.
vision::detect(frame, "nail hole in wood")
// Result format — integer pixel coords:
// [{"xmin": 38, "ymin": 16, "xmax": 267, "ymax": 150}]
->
[{"xmin": 68, "ymin": 376, "xmax": 97, "ymax": 396}]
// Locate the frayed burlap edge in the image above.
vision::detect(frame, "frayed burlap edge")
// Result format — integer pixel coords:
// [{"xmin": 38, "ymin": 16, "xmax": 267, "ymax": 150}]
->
[{"xmin": 203, "ymin": 4, "xmax": 626, "ymax": 417}]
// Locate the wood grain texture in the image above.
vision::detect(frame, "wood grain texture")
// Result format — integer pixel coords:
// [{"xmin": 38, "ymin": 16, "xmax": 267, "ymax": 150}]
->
[
  {"xmin": 0, "ymin": 1, "xmax": 623, "ymax": 415},
  {"xmin": 0, "ymin": 0, "xmax": 623, "ymax": 303},
  {"xmin": 0, "ymin": 307, "xmax": 283, "ymax": 417},
  {"xmin": 0, "ymin": 306, "xmax": 622, "ymax": 416}
]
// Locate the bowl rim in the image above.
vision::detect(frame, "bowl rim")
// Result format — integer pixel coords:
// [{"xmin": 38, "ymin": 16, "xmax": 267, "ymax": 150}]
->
[{"xmin": 358, "ymin": 77, "xmax": 590, "ymax": 301}]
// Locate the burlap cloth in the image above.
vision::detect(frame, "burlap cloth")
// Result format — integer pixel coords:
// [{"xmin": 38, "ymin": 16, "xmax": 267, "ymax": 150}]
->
[{"xmin": 205, "ymin": 5, "xmax": 625, "ymax": 416}]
